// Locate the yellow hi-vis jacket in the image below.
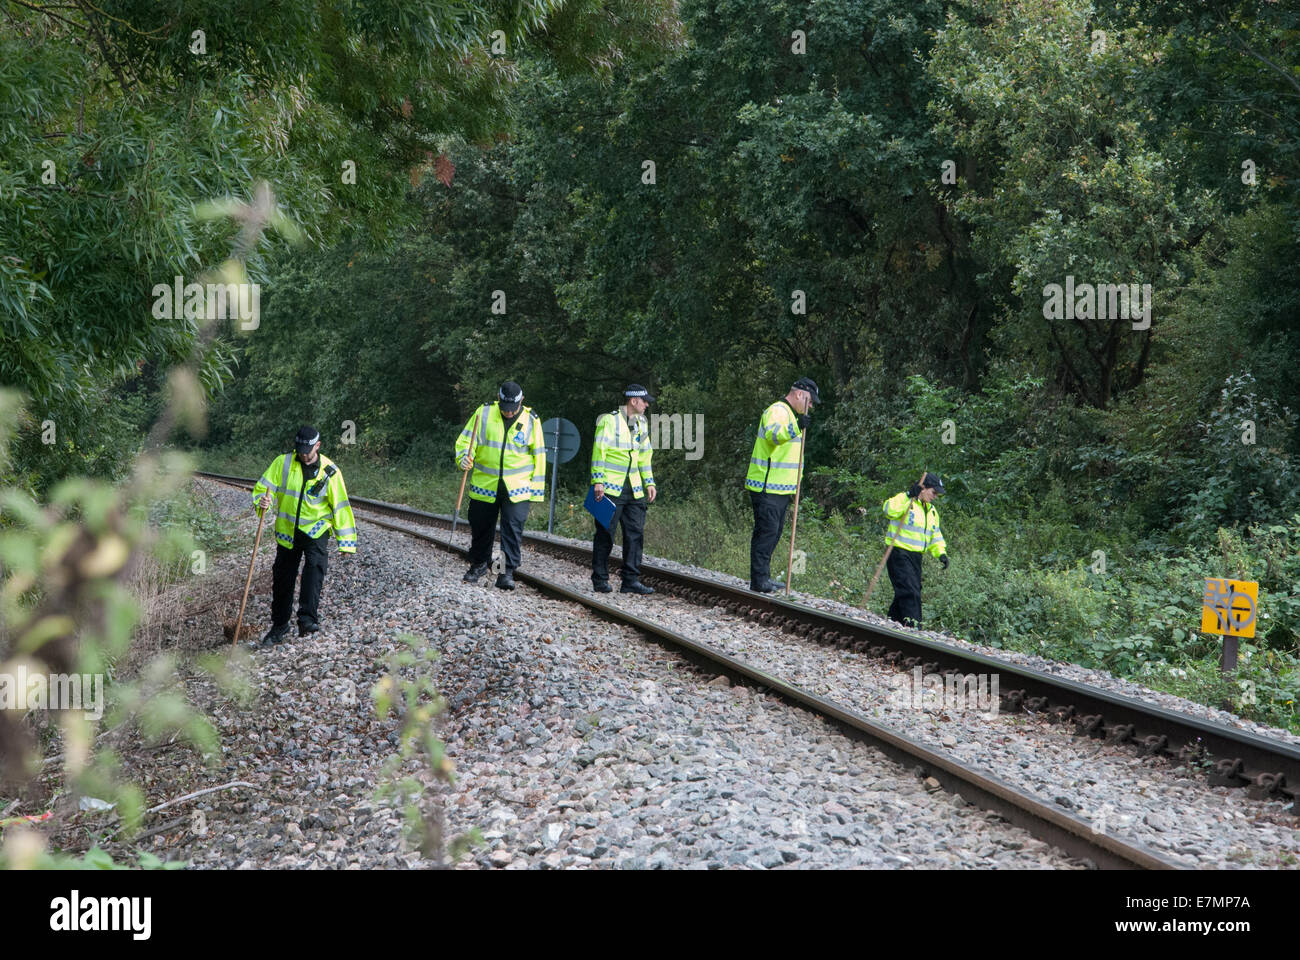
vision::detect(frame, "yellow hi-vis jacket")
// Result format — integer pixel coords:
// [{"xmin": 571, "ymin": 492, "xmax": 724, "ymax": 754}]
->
[
  {"xmin": 745, "ymin": 400, "xmax": 804, "ymax": 494},
  {"xmin": 882, "ymin": 491, "xmax": 946, "ymax": 559},
  {"xmin": 454, "ymin": 403, "xmax": 547, "ymax": 504},
  {"xmin": 252, "ymin": 453, "xmax": 357, "ymax": 552},
  {"xmin": 590, "ymin": 407, "xmax": 655, "ymax": 498}
]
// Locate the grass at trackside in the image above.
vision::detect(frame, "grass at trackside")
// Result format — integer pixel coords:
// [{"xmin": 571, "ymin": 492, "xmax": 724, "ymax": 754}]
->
[{"xmin": 198, "ymin": 448, "xmax": 1300, "ymax": 735}]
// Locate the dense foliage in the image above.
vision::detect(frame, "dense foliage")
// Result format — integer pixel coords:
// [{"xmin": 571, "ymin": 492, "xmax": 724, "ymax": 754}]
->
[
  {"xmin": 5, "ymin": 0, "xmax": 1300, "ymax": 724},
  {"xmin": 1, "ymin": 0, "xmax": 681, "ymax": 490}
]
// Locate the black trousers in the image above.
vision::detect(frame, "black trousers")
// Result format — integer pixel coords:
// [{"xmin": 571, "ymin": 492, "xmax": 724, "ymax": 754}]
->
[
  {"xmin": 271, "ymin": 528, "xmax": 330, "ymax": 627},
  {"xmin": 749, "ymin": 490, "xmax": 792, "ymax": 585},
  {"xmin": 887, "ymin": 547, "xmax": 924, "ymax": 628},
  {"xmin": 592, "ymin": 485, "xmax": 647, "ymax": 584},
  {"xmin": 468, "ymin": 479, "xmax": 531, "ymax": 570}
]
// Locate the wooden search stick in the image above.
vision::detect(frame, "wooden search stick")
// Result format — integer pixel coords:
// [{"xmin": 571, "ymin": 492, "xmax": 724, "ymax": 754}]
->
[
  {"xmin": 452, "ymin": 406, "xmax": 484, "ymax": 541},
  {"xmin": 231, "ymin": 505, "xmax": 267, "ymax": 647},
  {"xmin": 784, "ymin": 425, "xmax": 808, "ymax": 597}
]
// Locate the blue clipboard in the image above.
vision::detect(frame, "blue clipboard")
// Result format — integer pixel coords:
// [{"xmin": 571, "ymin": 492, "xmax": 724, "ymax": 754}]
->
[{"xmin": 584, "ymin": 485, "xmax": 617, "ymax": 531}]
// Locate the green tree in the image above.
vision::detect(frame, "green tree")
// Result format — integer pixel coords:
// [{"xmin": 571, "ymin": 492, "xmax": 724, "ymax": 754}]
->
[
  {"xmin": 927, "ymin": 0, "xmax": 1218, "ymax": 409},
  {"xmin": 1, "ymin": 0, "xmax": 681, "ymax": 488}
]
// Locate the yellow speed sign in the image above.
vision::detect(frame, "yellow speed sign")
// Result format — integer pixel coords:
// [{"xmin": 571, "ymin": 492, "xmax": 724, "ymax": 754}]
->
[{"xmin": 1201, "ymin": 578, "xmax": 1259, "ymax": 638}]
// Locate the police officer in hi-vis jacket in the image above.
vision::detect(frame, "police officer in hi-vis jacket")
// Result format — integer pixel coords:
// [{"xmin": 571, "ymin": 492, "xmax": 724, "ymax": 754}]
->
[
  {"xmin": 882, "ymin": 472, "xmax": 948, "ymax": 629},
  {"xmin": 745, "ymin": 377, "xmax": 818, "ymax": 593},
  {"xmin": 590, "ymin": 384, "xmax": 657, "ymax": 595},
  {"xmin": 454, "ymin": 381, "xmax": 547, "ymax": 590},
  {"xmin": 252, "ymin": 425, "xmax": 357, "ymax": 645}
]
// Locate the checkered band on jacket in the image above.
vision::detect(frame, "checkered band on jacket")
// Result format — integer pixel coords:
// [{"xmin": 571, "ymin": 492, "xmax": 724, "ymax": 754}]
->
[
  {"xmin": 453, "ymin": 403, "xmax": 547, "ymax": 503},
  {"xmin": 251, "ymin": 453, "xmax": 356, "ymax": 552},
  {"xmin": 745, "ymin": 400, "xmax": 804, "ymax": 494},
  {"xmin": 590, "ymin": 408, "xmax": 655, "ymax": 498}
]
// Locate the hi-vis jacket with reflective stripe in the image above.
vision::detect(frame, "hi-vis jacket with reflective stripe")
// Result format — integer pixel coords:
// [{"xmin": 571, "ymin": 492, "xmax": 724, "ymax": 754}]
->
[
  {"xmin": 252, "ymin": 453, "xmax": 357, "ymax": 553},
  {"xmin": 745, "ymin": 400, "xmax": 804, "ymax": 494},
  {"xmin": 881, "ymin": 491, "xmax": 946, "ymax": 559},
  {"xmin": 590, "ymin": 408, "xmax": 655, "ymax": 498},
  {"xmin": 454, "ymin": 403, "xmax": 547, "ymax": 504}
]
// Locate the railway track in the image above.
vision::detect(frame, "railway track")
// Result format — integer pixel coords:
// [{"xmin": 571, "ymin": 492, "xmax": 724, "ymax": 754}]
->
[
  {"xmin": 198, "ymin": 469, "xmax": 1256, "ymax": 869},
  {"xmin": 201, "ymin": 471, "xmax": 1300, "ymax": 815}
]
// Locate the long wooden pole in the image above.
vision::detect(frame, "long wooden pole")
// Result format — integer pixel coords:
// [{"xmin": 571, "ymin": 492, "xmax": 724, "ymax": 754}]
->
[
  {"xmin": 451, "ymin": 406, "xmax": 483, "ymax": 541},
  {"xmin": 784, "ymin": 425, "xmax": 808, "ymax": 597},
  {"xmin": 231, "ymin": 506, "xmax": 267, "ymax": 647},
  {"xmin": 862, "ymin": 470, "xmax": 929, "ymax": 607}
]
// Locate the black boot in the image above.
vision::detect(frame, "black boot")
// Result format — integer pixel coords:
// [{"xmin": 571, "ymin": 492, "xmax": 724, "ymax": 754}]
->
[
  {"xmin": 260, "ymin": 622, "xmax": 291, "ymax": 646},
  {"xmin": 463, "ymin": 561, "xmax": 490, "ymax": 583},
  {"xmin": 621, "ymin": 581, "xmax": 655, "ymax": 595},
  {"xmin": 298, "ymin": 617, "xmax": 321, "ymax": 638},
  {"xmin": 495, "ymin": 568, "xmax": 516, "ymax": 590},
  {"xmin": 592, "ymin": 579, "xmax": 613, "ymax": 593},
  {"xmin": 750, "ymin": 578, "xmax": 777, "ymax": 594}
]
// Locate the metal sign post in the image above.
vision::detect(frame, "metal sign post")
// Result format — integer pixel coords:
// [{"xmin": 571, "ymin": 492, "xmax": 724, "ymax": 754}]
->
[
  {"xmin": 1201, "ymin": 576, "xmax": 1259, "ymax": 710},
  {"xmin": 542, "ymin": 417, "xmax": 581, "ymax": 534},
  {"xmin": 549, "ymin": 451, "xmax": 560, "ymax": 531}
]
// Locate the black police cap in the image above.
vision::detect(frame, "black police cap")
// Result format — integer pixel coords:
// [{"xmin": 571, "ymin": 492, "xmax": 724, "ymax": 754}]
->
[
  {"xmin": 791, "ymin": 377, "xmax": 820, "ymax": 404},
  {"xmin": 294, "ymin": 425, "xmax": 320, "ymax": 452}
]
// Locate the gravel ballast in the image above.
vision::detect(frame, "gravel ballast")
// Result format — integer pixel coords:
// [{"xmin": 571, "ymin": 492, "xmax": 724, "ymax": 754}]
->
[
  {"xmin": 367, "ymin": 504, "xmax": 1300, "ymax": 869},
  {"xmin": 158, "ymin": 479, "xmax": 1096, "ymax": 869}
]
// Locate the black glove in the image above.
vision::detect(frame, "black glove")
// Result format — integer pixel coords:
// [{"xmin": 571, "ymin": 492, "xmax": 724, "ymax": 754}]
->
[
  {"xmin": 907, "ymin": 482, "xmax": 922, "ymax": 498},
  {"xmin": 797, "ymin": 413, "xmax": 810, "ymax": 431},
  {"xmin": 940, "ymin": 554, "xmax": 949, "ymax": 570}
]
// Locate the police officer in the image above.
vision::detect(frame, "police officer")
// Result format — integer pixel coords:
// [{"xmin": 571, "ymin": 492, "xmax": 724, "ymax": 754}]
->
[
  {"xmin": 252, "ymin": 426, "xmax": 357, "ymax": 645},
  {"xmin": 882, "ymin": 472, "xmax": 948, "ymax": 629},
  {"xmin": 591, "ymin": 384, "xmax": 657, "ymax": 595},
  {"xmin": 745, "ymin": 377, "xmax": 818, "ymax": 593},
  {"xmin": 454, "ymin": 381, "xmax": 547, "ymax": 589}
]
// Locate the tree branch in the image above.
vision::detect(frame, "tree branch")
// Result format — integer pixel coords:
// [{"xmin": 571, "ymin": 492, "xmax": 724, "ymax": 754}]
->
[
  {"xmin": 74, "ymin": 0, "xmax": 133, "ymax": 92},
  {"xmin": 1126, "ymin": 325, "xmax": 1153, "ymax": 392},
  {"xmin": 146, "ymin": 779, "xmax": 258, "ymax": 815},
  {"xmin": 1044, "ymin": 316, "xmax": 1095, "ymax": 406},
  {"xmin": 1222, "ymin": 28, "xmax": 1300, "ymax": 99},
  {"xmin": 6, "ymin": 0, "xmax": 86, "ymax": 30},
  {"xmin": 484, "ymin": 189, "xmax": 527, "ymax": 204}
]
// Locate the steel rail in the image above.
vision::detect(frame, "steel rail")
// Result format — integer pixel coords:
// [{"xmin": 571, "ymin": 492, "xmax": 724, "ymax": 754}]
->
[
  {"xmin": 364, "ymin": 511, "xmax": 1181, "ymax": 869},
  {"xmin": 202, "ymin": 471, "xmax": 1300, "ymax": 810},
  {"xmin": 340, "ymin": 486, "xmax": 1300, "ymax": 810},
  {"xmin": 201, "ymin": 471, "xmax": 1185, "ymax": 868}
]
